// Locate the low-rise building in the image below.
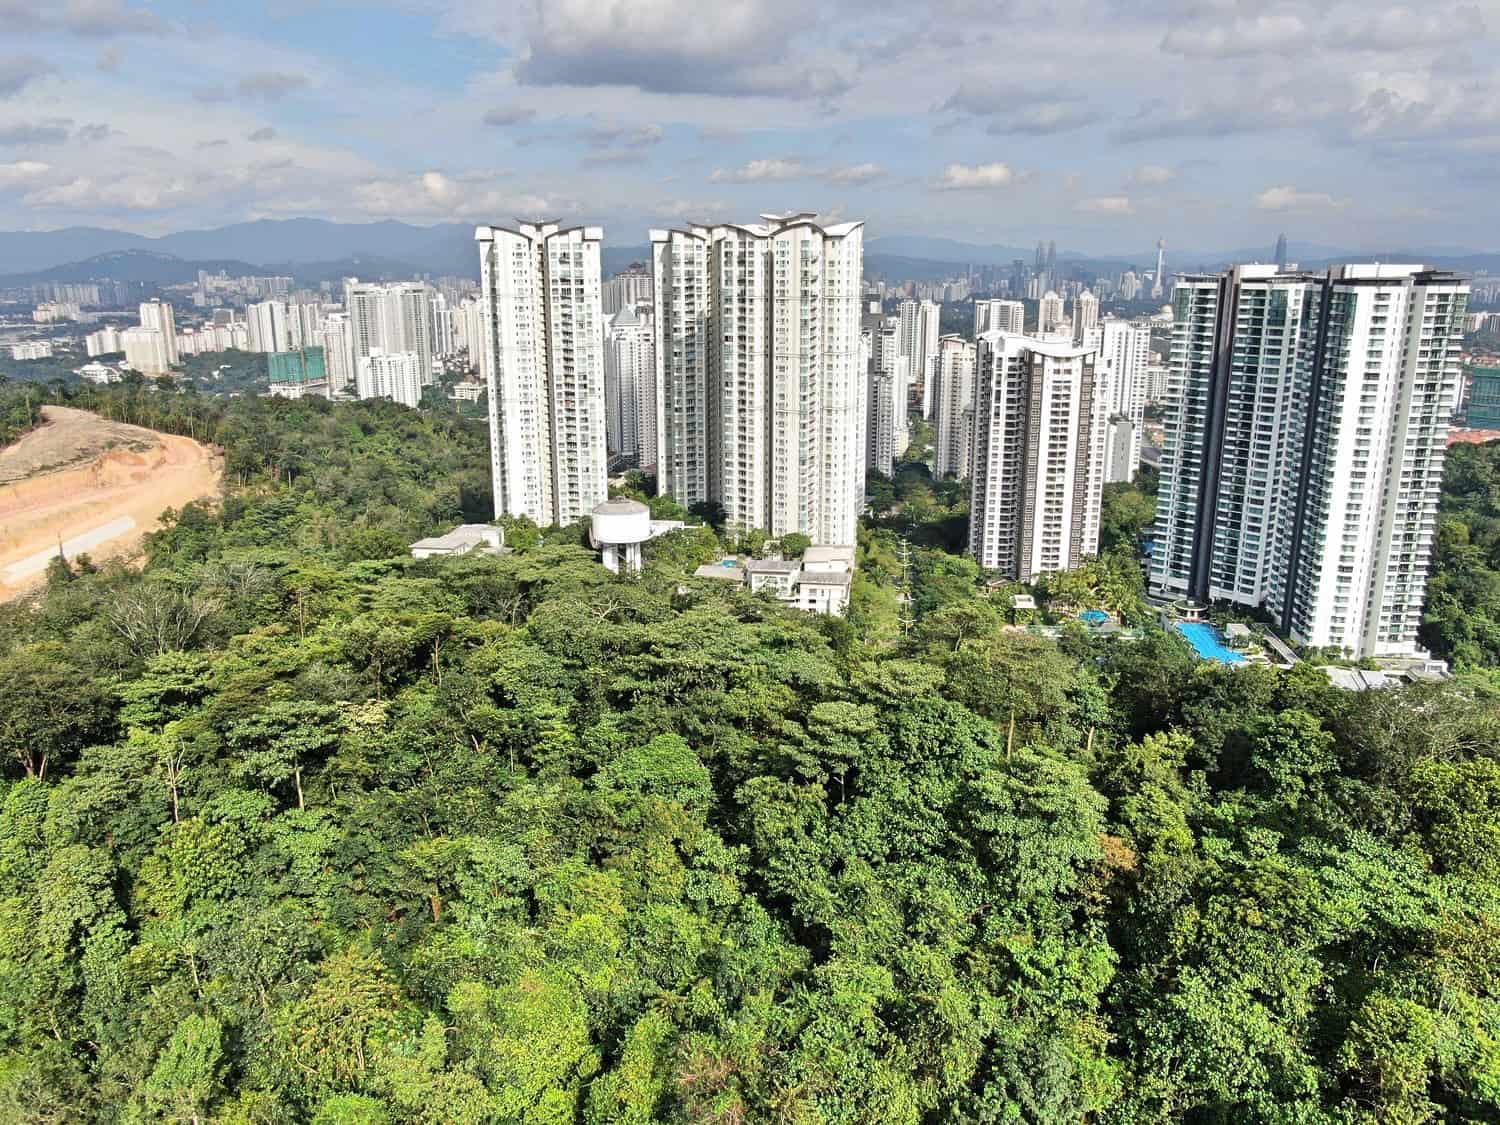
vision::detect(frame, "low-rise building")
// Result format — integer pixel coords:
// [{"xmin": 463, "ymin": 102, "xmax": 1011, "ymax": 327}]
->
[
  {"xmin": 408, "ymin": 524, "xmax": 505, "ymax": 559},
  {"xmin": 9, "ymin": 341, "xmax": 53, "ymax": 360},
  {"xmin": 693, "ymin": 544, "xmax": 856, "ymax": 616}
]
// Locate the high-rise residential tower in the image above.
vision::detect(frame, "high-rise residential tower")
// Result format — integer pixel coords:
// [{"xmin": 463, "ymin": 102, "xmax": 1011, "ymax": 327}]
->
[
  {"xmin": 138, "ymin": 299, "xmax": 178, "ymax": 367},
  {"xmin": 1151, "ymin": 263, "xmax": 1469, "ymax": 658},
  {"xmin": 1072, "ymin": 290, "xmax": 1099, "ymax": 343},
  {"xmin": 602, "ymin": 266, "xmax": 652, "ymax": 316},
  {"xmin": 1038, "ymin": 291, "xmax": 1066, "ymax": 335},
  {"xmin": 898, "ymin": 298, "xmax": 941, "ymax": 415},
  {"xmin": 974, "ymin": 298, "xmax": 1024, "ymax": 336},
  {"xmin": 604, "ymin": 304, "xmax": 656, "ymax": 469},
  {"xmin": 345, "ymin": 281, "xmax": 434, "ymax": 390},
  {"xmin": 931, "ymin": 334, "xmax": 977, "ymax": 478},
  {"xmin": 247, "ymin": 300, "xmax": 290, "ymax": 354},
  {"xmin": 969, "ymin": 332, "xmax": 1106, "ymax": 579},
  {"xmin": 476, "ymin": 221, "xmax": 608, "ymax": 528},
  {"xmin": 651, "ymin": 212, "xmax": 865, "ymax": 544},
  {"xmin": 1094, "ymin": 318, "xmax": 1151, "ymax": 482},
  {"xmin": 865, "ymin": 312, "xmax": 908, "ymax": 477}
]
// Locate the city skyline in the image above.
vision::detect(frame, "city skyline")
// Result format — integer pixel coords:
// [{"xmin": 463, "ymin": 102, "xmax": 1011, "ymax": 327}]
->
[{"xmin": 0, "ymin": 1, "xmax": 1496, "ymax": 253}]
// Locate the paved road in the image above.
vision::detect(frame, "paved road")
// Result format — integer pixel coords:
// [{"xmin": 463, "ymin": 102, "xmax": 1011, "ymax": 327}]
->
[{"xmin": 3, "ymin": 515, "xmax": 136, "ymax": 583}]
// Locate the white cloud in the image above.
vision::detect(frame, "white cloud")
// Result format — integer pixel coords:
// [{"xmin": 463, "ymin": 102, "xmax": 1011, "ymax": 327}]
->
[
  {"xmin": 352, "ymin": 171, "xmax": 561, "ymax": 222},
  {"xmin": 503, "ymin": 0, "xmax": 854, "ymax": 99},
  {"xmin": 710, "ymin": 157, "xmax": 803, "ymax": 183},
  {"xmin": 1161, "ymin": 13, "xmax": 1307, "ymax": 57},
  {"xmin": 1076, "ymin": 195, "xmax": 1134, "ymax": 215},
  {"xmin": 0, "ymin": 160, "xmax": 50, "ymax": 184},
  {"xmin": 1131, "ymin": 164, "xmax": 1175, "ymax": 185},
  {"xmin": 936, "ymin": 162, "xmax": 1013, "ymax": 190},
  {"xmin": 824, "ymin": 162, "xmax": 883, "ymax": 185},
  {"xmin": 1255, "ymin": 185, "xmax": 1348, "ymax": 211}
]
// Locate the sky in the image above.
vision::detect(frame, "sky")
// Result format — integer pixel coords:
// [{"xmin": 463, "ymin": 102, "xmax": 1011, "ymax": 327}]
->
[{"xmin": 0, "ymin": 0, "xmax": 1497, "ymax": 256}]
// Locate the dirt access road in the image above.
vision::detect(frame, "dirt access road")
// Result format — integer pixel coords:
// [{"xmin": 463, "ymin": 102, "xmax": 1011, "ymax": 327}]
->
[{"xmin": 0, "ymin": 405, "xmax": 222, "ymax": 599}]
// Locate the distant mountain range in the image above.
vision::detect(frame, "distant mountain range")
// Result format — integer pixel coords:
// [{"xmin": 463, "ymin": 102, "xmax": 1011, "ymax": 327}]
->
[{"xmin": 0, "ymin": 219, "xmax": 1495, "ymax": 287}]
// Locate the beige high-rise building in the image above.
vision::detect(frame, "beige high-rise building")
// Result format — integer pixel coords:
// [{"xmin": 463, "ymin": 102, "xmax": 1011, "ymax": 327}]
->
[{"xmin": 476, "ymin": 221, "xmax": 607, "ymax": 528}]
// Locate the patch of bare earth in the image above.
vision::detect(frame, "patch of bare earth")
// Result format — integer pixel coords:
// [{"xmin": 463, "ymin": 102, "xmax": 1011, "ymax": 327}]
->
[{"xmin": 0, "ymin": 405, "xmax": 223, "ymax": 600}]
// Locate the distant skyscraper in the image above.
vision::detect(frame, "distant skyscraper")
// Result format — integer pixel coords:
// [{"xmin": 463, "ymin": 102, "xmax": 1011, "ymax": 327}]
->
[
  {"xmin": 866, "ymin": 313, "xmax": 908, "ymax": 477},
  {"xmin": 431, "ymin": 294, "xmax": 457, "ymax": 356},
  {"xmin": 476, "ymin": 220, "xmax": 608, "ymax": 528},
  {"xmin": 320, "ymin": 313, "xmax": 353, "ymax": 395},
  {"xmin": 604, "ymin": 304, "xmax": 655, "ymax": 469},
  {"xmin": 651, "ymin": 212, "xmax": 865, "ymax": 544},
  {"xmin": 1151, "ymin": 263, "xmax": 1470, "ymax": 658},
  {"xmin": 1274, "ymin": 233, "xmax": 1289, "ymax": 270},
  {"xmin": 122, "ymin": 326, "xmax": 172, "ymax": 374},
  {"xmin": 1095, "ymin": 318, "xmax": 1151, "ymax": 482},
  {"xmin": 138, "ymin": 299, "xmax": 178, "ymax": 367},
  {"xmin": 1038, "ymin": 290, "xmax": 1066, "ymax": 335},
  {"xmin": 345, "ymin": 281, "xmax": 434, "ymax": 389},
  {"xmin": 898, "ymin": 298, "xmax": 941, "ymax": 416},
  {"xmin": 1151, "ymin": 239, "xmax": 1167, "ymax": 300},
  {"xmin": 1071, "ymin": 290, "xmax": 1099, "ymax": 343},
  {"xmin": 931, "ymin": 334, "xmax": 976, "ymax": 478},
  {"xmin": 602, "ymin": 266, "xmax": 652, "ymax": 316},
  {"xmin": 970, "ymin": 332, "xmax": 1106, "ymax": 579},
  {"xmin": 356, "ymin": 350, "xmax": 423, "ymax": 409},
  {"xmin": 974, "ymin": 298, "xmax": 1024, "ymax": 336},
  {"xmin": 246, "ymin": 300, "xmax": 289, "ymax": 354}
]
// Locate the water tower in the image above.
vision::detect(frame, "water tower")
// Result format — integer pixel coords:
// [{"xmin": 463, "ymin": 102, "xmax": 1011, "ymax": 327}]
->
[{"xmin": 589, "ymin": 497, "xmax": 653, "ymax": 574}]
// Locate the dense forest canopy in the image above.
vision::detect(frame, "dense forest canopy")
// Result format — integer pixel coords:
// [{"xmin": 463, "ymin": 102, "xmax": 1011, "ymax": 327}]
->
[{"xmin": 1, "ymin": 377, "xmax": 1499, "ymax": 1121}]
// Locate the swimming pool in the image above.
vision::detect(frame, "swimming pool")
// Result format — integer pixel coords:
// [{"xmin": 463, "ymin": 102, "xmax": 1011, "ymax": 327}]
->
[
  {"xmin": 1079, "ymin": 609, "xmax": 1109, "ymax": 626},
  {"xmin": 1175, "ymin": 622, "xmax": 1246, "ymax": 664}
]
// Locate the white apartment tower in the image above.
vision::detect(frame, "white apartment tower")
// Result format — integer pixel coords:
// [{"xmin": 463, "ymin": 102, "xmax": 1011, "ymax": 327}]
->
[
  {"xmin": 865, "ymin": 314, "xmax": 909, "ymax": 478},
  {"xmin": 1095, "ymin": 318, "xmax": 1151, "ymax": 482},
  {"xmin": 1150, "ymin": 263, "xmax": 1469, "ymax": 658},
  {"xmin": 898, "ymin": 298, "xmax": 941, "ymax": 415},
  {"xmin": 1038, "ymin": 291, "xmax": 1066, "ymax": 335},
  {"xmin": 476, "ymin": 221, "xmax": 608, "ymax": 528},
  {"xmin": 651, "ymin": 212, "xmax": 865, "ymax": 544},
  {"xmin": 1072, "ymin": 290, "xmax": 1099, "ymax": 343},
  {"xmin": 121, "ymin": 327, "xmax": 172, "ymax": 375},
  {"xmin": 356, "ymin": 351, "xmax": 424, "ymax": 409},
  {"xmin": 969, "ymin": 332, "xmax": 1105, "ymax": 580},
  {"xmin": 931, "ymin": 335, "xmax": 977, "ymax": 479},
  {"xmin": 975, "ymin": 299, "xmax": 1024, "ymax": 336},
  {"xmin": 604, "ymin": 304, "xmax": 656, "ymax": 469},
  {"xmin": 247, "ymin": 300, "xmax": 290, "ymax": 354},
  {"xmin": 345, "ymin": 281, "xmax": 434, "ymax": 388},
  {"xmin": 603, "ymin": 267, "xmax": 652, "ymax": 316},
  {"xmin": 139, "ymin": 300, "xmax": 178, "ymax": 367},
  {"xmin": 320, "ymin": 313, "xmax": 353, "ymax": 395}
]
